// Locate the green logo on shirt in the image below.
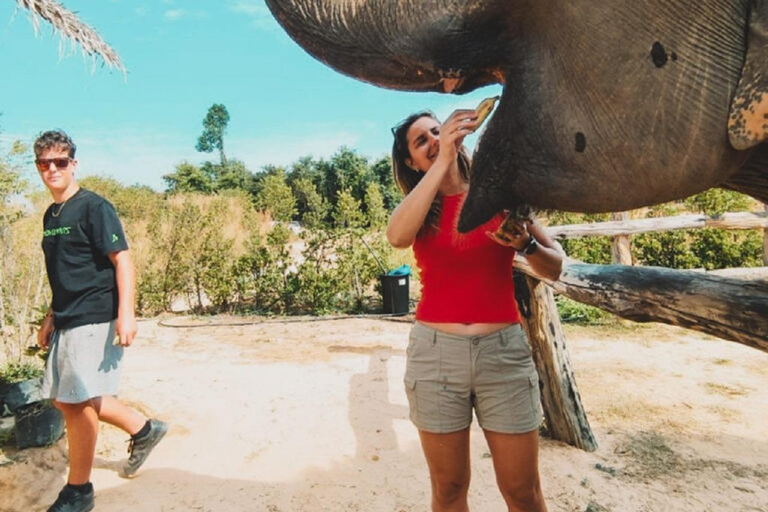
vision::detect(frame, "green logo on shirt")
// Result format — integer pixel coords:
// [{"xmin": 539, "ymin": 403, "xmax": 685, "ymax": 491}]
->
[
  {"xmin": 43, "ymin": 226, "xmax": 72, "ymax": 237},
  {"xmin": 111, "ymin": 234, "xmax": 119, "ymax": 243}
]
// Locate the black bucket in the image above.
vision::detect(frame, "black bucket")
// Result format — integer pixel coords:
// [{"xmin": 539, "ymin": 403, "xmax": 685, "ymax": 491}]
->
[
  {"xmin": 14, "ymin": 400, "xmax": 65, "ymax": 449},
  {"xmin": 380, "ymin": 274, "xmax": 410, "ymax": 315}
]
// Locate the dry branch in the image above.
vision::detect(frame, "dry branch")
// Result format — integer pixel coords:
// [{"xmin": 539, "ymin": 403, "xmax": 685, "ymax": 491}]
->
[{"xmin": 14, "ymin": 0, "xmax": 124, "ymax": 72}]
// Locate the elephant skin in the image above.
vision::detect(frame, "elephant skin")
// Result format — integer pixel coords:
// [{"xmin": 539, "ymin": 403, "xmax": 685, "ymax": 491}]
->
[{"xmin": 266, "ymin": 0, "xmax": 768, "ymax": 231}]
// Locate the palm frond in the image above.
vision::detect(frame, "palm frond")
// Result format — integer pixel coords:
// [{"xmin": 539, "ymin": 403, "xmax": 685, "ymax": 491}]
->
[{"xmin": 14, "ymin": 0, "xmax": 125, "ymax": 73}]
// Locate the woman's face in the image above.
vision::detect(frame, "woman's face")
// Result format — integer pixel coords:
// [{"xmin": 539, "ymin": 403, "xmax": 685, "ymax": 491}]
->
[{"xmin": 405, "ymin": 116, "xmax": 441, "ymax": 172}]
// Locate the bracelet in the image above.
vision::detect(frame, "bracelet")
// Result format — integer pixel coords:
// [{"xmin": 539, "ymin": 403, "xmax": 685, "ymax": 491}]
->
[{"xmin": 522, "ymin": 237, "xmax": 539, "ymax": 255}]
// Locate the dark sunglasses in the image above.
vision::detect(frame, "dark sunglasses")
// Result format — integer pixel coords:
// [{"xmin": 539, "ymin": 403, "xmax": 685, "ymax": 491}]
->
[
  {"xmin": 35, "ymin": 157, "xmax": 72, "ymax": 171},
  {"xmin": 390, "ymin": 110, "xmax": 434, "ymax": 137}
]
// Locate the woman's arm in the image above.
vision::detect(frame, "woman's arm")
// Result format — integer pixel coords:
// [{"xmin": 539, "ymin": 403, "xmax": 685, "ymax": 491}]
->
[
  {"xmin": 489, "ymin": 216, "xmax": 565, "ymax": 281},
  {"xmin": 386, "ymin": 110, "xmax": 478, "ymax": 248}
]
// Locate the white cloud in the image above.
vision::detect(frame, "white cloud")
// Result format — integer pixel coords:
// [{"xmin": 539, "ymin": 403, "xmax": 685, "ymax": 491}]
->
[
  {"xmin": 164, "ymin": 9, "xmax": 184, "ymax": 21},
  {"xmin": 227, "ymin": 0, "xmax": 276, "ymax": 30}
]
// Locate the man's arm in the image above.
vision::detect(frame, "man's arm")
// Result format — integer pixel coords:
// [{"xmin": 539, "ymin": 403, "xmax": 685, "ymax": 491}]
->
[
  {"xmin": 37, "ymin": 307, "xmax": 55, "ymax": 349},
  {"xmin": 108, "ymin": 249, "xmax": 137, "ymax": 346}
]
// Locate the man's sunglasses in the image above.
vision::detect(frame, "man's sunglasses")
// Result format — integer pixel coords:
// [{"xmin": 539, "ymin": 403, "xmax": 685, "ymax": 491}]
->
[{"xmin": 35, "ymin": 158, "xmax": 72, "ymax": 171}]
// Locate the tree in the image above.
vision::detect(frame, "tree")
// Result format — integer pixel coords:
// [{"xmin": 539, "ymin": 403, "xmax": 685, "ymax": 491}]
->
[
  {"xmin": 256, "ymin": 169, "xmax": 296, "ymax": 222},
  {"xmin": 364, "ymin": 182, "xmax": 387, "ymax": 230},
  {"xmin": 292, "ymin": 177, "xmax": 329, "ymax": 229},
  {"xmin": 196, "ymin": 104, "xmax": 230, "ymax": 166},
  {"xmin": 214, "ymin": 160, "xmax": 255, "ymax": 193},
  {"xmin": 163, "ymin": 162, "xmax": 215, "ymax": 194},
  {"xmin": 333, "ymin": 188, "xmax": 365, "ymax": 229}
]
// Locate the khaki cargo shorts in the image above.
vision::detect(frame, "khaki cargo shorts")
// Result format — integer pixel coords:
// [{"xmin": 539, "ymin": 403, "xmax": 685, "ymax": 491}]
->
[{"xmin": 404, "ymin": 322, "xmax": 542, "ymax": 434}]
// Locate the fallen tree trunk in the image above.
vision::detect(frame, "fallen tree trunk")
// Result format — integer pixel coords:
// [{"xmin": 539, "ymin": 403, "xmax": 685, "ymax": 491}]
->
[{"xmin": 546, "ymin": 263, "xmax": 768, "ymax": 353}]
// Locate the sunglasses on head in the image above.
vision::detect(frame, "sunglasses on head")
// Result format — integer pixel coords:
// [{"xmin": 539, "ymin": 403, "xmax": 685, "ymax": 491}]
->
[
  {"xmin": 390, "ymin": 110, "xmax": 435, "ymax": 137},
  {"xmin": 35, "ymin": 157, "xmax": 72, "ymax": 171}
]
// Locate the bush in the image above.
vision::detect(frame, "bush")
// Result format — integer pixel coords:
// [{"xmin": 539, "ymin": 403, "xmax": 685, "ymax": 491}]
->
[
  {"xmin": 0, "ymin": 361, "xmax": 43, "ymax": 384},
  {"xmin": 555, "ymin": 296, "xmax": 614, "ymax": 324}
]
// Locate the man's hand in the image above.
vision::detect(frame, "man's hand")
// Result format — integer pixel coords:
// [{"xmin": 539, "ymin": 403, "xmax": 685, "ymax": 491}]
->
[
  {"xmin": 38, "ymin": 313, "xmax": 54, "ymax": 350},
  {"xmin": 114, "ymin": 313, "xmax": 138, "ymax": 347}
]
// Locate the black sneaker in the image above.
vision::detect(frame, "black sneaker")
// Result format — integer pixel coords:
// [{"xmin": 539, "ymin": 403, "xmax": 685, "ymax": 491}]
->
[
  {"xmin": 47, "ymin": 485, "xmax": 94, "ymax": 512},
  {"xmin": 121, "ymin": 419, "xmax": 169, "ymax": 477}
]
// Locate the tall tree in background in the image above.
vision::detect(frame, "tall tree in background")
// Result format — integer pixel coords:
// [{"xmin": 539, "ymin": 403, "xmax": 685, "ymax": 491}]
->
[{"xmin": 196, "ymin": 104, "xmax": 230, "ymax": 166}]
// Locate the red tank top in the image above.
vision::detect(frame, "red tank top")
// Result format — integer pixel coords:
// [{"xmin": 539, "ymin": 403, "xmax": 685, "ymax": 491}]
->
[{"xmin": 412, "ymin": 192, "xmax": 521, "ymax": 323}]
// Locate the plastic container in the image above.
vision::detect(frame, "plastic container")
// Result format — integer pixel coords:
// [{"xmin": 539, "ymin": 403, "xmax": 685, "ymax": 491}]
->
[
  {"xmin": 14, "ymin": 400, "xmax": 65, "ymax": 449},
  {"xmin": 380, "ymin": 273, "xmax": 410, "ymax": 315}
]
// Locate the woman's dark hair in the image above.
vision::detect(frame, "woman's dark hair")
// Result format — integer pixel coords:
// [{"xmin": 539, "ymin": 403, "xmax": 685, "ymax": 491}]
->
[{"xmin": 391, "ymin": 111, "xmax": 471, "ymax": 233}]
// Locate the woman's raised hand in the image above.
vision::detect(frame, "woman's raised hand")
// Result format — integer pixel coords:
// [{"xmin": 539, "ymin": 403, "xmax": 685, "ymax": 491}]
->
[{"xmin": 437, "ymin": 109, "xmax": 479, "ymax": 161}]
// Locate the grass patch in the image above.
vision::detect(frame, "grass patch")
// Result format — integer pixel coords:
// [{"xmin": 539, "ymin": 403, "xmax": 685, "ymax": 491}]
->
[
  {"xmin": 703, "ymin": 382, "xmax": 749, "ymax": 397},
  {"xmin": 616, "ymin": 431, "xmax": 682, "ymax": 480}
]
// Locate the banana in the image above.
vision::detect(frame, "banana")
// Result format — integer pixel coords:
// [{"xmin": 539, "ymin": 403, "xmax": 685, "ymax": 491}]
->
[{"xmin": 475, "ymin": 96, "xmax": 500, "ymax": 126}]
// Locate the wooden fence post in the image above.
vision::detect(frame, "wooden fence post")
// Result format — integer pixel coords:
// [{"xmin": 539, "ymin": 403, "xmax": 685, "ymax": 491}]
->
[
  {"xmin": 763, "ymin": 203, "xmax": 767, "ymax": 266},
  {"xmin": 610, "ymin": 212, "xmax": 632, "ymax": 265},
  {"xmin": 516, "ymin": 273, "xmax": 598, "ymax": 452}
]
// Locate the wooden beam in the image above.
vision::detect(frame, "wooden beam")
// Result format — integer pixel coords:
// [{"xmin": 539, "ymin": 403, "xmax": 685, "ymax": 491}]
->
[
  {"xmin": 545, "ymin": 262, "xmax": 768, "ymax": 353},
  {"xmin": 516, "ymin": 274, "xmax": 598, "ymax": 452},
  {"xmin": 547, "ymin": 211, "xmax": 768, "ymax": 239}
]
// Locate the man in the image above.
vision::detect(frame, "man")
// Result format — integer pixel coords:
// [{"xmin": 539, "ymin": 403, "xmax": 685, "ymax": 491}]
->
[{"xmin": 35, "ymin": 130, "xmax": 168, "ymax": 512}]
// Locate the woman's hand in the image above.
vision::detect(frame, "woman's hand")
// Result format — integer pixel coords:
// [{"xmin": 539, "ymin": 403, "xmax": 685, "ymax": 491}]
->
[
  {"xmin": 436, "ymin": 109, "xmax": 479, "ymax": 165},
  {"xmin": 487, "ymin": 213, "xmax": 532, "ymax": 251}
]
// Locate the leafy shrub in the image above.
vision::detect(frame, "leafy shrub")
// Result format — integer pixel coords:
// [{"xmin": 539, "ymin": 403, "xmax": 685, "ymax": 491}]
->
[
  {"xmin": 555, "ymin": 296, "xmax": 613, "ymax": 324},
  {"xmin": 0, "ymin": 361, "xmax": 43, "ymax": 384}
]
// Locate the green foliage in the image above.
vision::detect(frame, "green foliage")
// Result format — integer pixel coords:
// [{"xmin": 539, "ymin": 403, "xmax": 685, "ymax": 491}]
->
[
  {"xmin": 0, "ymin": 361, "xmax": 43, "ymax": 384},
  {"xmin": 545, "ymin": 211, "xmax": 612, "ymax": 264},
  {"xmin": 255, "ymin": 169, "xmax": 296, "ymax": 222},
  {"xmin": 196, "ymin": 103, "xmax": 230, "ymax": 165},
  {"xmin": 365, "ymin": 182, "xmax": 388, "ymax": 230},
  {"xmin": 334, "ymin": 188, "xmax": 365, "ymax": 229},
  {"xmin": 684, "ymin": 188, "xmax": 755, "ymax": 217},
  {"xmin": 545, "ymin": 188, "xmax": 763, "ymax": 270},
  {"xmin": 163, "ymin": 161, "xmax": 216, "ymax": 194},
  {"xmin": 291, "ymin": 177, "xmax": 329, "ymax": 229},
  {"xmin": 555, "ymin": 296, "xmax": 613, "ymax": 324}
]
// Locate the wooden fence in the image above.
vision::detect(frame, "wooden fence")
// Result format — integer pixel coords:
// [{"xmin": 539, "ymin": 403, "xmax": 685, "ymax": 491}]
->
[{"xmin": 517, "ymin": 206, "xmax": 768, "ymax": 452}]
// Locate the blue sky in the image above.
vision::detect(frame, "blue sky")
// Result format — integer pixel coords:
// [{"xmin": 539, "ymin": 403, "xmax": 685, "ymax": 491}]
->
[{"xmin": 0, "ymin": 0, "xmax": 501, "ymax": 191}]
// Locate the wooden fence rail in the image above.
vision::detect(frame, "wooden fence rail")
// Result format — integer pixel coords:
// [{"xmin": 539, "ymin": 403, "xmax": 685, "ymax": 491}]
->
[{"xmin": 547, "ymin": 211, "xmax": 768, "ymax": 239}]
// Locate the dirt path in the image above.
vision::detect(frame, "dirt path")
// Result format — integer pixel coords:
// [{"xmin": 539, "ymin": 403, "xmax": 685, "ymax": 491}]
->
[{"xmin": 1, "ymin": 317, "xmax": 767, "ymax": 511}]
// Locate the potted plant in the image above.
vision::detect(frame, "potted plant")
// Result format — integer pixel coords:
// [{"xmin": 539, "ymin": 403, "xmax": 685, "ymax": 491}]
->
[{"xmin": 0, "ymin": 356, "xmax": 64, "ymax": 449}]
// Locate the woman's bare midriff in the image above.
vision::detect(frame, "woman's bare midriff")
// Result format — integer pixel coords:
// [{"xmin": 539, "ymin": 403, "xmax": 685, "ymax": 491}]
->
[{"xmin": 417, "ymin": 321, "xmax": 515, "ymax": 337}]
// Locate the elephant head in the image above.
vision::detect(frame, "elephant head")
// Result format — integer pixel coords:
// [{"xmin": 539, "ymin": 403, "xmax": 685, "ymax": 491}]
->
[{"xmin": 266, "ymin": 0, "xmax": 768, "ymax": 231}]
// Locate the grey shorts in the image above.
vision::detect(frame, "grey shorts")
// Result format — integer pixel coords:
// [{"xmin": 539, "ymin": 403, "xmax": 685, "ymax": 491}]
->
[
  {"xmin": 404, "ymin": 322, "xmax": 543, "ymax": 434},
  {"xmin": 42, "ymin": 321, "xmax": 123, "ymax": 404}
]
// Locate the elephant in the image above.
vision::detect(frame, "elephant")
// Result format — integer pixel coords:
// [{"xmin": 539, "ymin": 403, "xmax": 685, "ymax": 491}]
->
[{"xmin": 265, "ymin": 0, "xmax": 768, "ymax": 232}]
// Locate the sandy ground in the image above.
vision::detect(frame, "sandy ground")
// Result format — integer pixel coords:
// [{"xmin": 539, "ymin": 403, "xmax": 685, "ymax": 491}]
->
[{"xmin": 1, "ymin": 316, "xmax": 767, "ymax": 512}]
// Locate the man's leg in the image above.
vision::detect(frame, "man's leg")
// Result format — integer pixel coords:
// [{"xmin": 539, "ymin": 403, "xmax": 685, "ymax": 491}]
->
[
  {"xmin": 53, "ymin": 400, "xmax": 99, "ymax": 485},
  {"xmin": 91, "ymin": 396, "xmax": 145, "ymax": 435},
  {"xmin": 419, "ymin": 428, "xmax": 472, "ymax": 512}
]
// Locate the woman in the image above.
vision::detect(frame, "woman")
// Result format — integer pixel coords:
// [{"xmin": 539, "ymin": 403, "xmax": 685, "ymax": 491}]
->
[{"xmin": 387, "ymin": 109, "xmax": 563, "ymax": 512}]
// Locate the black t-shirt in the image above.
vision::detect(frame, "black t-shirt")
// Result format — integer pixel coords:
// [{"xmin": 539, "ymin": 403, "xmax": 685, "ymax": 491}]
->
[{"xmin": 41, "ymin": 188, "xmax": 129, "ymax": 329}]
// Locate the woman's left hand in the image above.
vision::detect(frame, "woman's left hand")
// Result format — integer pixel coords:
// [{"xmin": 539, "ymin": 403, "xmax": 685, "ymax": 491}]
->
[{"xmin": 486, "ymin": 212, "xmax": 531, "ymax": 251}]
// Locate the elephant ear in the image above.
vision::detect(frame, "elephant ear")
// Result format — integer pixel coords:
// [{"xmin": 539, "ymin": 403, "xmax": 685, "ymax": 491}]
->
[
  {"xmin": 264, "ymin": 0, "xmax": 505, "ymax": 94},
  {"xmin": 728, "ymin": 0, "xmax": 768, "ymax": 150}
]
